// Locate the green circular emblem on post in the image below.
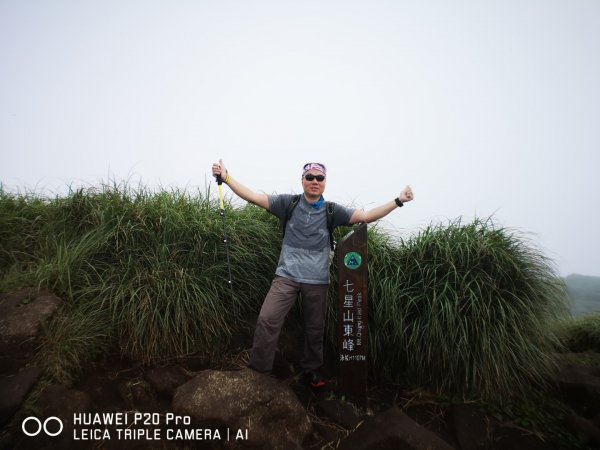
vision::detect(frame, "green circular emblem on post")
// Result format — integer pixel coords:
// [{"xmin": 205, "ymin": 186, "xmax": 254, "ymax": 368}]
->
[{"xmin": 344, "ymin": 251, "xmax": 362, "ymax": 270}]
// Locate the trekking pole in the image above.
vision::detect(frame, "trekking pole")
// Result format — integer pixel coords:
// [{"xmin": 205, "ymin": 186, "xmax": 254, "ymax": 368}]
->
[{"xmin": 215, "ymin": 174, "xmax": 236, "ymax": 312}]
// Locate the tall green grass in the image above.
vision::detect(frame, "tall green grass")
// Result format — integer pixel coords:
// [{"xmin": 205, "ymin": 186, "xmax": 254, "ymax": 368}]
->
[
  {"xmin": 556, "ymin": 313, "xmax": 600, "ymax": 353},
  {"xmin": 1, "ymin": 184, "xmax": 280, "ymax": 381},
  {"xmin": 367, "ymin": 218, "xmax": 569, "ymax": 400},
  {"xmin": 1, "ymin": 186, "xmax": 570, "ymax": 399}
]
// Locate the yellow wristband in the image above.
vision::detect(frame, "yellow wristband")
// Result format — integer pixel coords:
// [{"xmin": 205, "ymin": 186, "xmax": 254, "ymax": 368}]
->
[{"xmin": 225, "ymin": 173, "xmax": 232, "ymax": 184}]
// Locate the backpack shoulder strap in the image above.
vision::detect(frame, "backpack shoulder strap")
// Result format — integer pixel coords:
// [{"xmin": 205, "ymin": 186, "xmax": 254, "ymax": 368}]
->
[
  {"xmin": 282, "ymin": 195, "xmax": 301, "ymax": 237},
  {"xmin": 282, "ymin": 197, "xmax": 336, "ymax": 251},
  {"xmin": 326, "ymin": 201, "xmax": 336, "ymax": 251}
]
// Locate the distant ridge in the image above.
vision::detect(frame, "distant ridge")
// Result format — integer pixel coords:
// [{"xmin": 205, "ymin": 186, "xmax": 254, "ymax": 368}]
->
[{"xmin": 564, "ymin": 274, "xmax": 600, "ymax": 317}]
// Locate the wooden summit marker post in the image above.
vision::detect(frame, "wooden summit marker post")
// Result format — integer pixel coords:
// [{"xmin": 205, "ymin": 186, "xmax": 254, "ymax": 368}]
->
[{"xmin": 337, "ymin": 222, "xmax": 368, "ymax": 407}]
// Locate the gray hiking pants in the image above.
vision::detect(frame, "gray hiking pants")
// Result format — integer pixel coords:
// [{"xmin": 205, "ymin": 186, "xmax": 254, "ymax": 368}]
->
[{"xmin": 249, "ymin": 276, "xmax": 329, "ymax": 373}]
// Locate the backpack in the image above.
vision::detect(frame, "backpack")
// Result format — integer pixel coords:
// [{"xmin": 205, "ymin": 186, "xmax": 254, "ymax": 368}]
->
[{"xmin": 282, "ymin": 195, "xmax": 336, "ymax": 251}]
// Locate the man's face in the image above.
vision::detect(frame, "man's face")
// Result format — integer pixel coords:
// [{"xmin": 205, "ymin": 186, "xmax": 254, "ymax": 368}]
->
[{"xmin": 302, "ymin": 170, "xmax": 326, "ymax": 199}]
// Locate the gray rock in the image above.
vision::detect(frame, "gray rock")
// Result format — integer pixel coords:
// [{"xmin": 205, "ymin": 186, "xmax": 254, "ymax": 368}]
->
[
  {"xmin": 172, "ymin": 369, "xmax": 312, "ymax": 449},
  {"xmin": 19, "ymin": 384, "xmax": 93, "ymax": 450},
  {"xmin": 316, "ymin": 399, "xmax": 361, "ymax": 429},
  {"xmin": 449, "ymin": 404, "xmax": 488, "ymax": 450},
  {"xmin": 35, "ymin": 384, "xmax": 93, "ymax": 422},
  {"xmin": 0, "ymin": 366, "xmax": 42, "ymax": 426},
  {"xmin": 338, "ymin": 406, "xmax": 455, "ymax": 450},
  {"xmin": 565, "ymin": 411, "xmax": 600, "ymax": 446},
  {"xmin": 556, "ymin": 363, "xmax": 600, "ymax": 416},
  {"xmin": 117, "ymin": 379, "xmax": 162, "ymax": 412},
  {"xmin": 0, "ymin": 289, "xmax": 63, "ymax": 374},
  {"xmin": 144, "ymin": 365, "xmax": 190, "ymax": 397}
]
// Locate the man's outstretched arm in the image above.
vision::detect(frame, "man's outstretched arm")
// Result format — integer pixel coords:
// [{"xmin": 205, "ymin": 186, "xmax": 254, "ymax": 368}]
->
[
  {"xmin": 349, "ymin": 185, "xmax": 414, "ymax": 224},
  {"xmin": 211, "ymin": 159, "xmax": 270, "ymax": 210}
]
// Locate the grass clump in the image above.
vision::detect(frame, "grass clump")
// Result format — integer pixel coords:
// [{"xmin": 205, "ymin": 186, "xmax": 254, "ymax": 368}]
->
[
  {"xmin": 556, "ymin": 313, "xmax": 600, "ymax": 353},
  {"xmin": 0, "ymin": 183, "xmax": 281, "ymax": 378},
  {"xmin": 368, "ymin": 218, "xmax": 569, "ymax": 402},
  {"xmin": 1, "ymin": 185, "xmax": 572, "ymax": 403},
  {"xmin": 37, "ymin": 299, "xmax": 114, "ymax": 384}
]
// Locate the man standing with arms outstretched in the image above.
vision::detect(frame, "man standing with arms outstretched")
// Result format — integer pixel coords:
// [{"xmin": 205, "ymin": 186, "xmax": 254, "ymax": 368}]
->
[{"xmin": 211, "ymin": 160, "xmax": 414, "ymax": 387}]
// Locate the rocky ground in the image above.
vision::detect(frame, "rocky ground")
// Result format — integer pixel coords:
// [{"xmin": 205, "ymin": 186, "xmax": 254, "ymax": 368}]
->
[{"xmin": 1, "ymin": 288, "xmax": 599, "ymax": 449}]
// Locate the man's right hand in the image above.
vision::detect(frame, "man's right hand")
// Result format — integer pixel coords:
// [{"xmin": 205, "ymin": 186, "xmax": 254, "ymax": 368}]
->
[{"xmin": 212, "ymin": 159, "xmax": 228, "ymax": 182}]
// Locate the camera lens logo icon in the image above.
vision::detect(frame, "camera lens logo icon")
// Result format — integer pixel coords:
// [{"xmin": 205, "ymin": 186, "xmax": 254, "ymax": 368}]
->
[{"xmin": 22, "ymin": 417, "xmax": 63, "ymax": 437}]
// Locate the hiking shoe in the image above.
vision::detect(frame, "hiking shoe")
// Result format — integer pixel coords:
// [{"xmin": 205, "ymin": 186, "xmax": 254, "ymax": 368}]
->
[{"xmin": 303, "ymin": 370, "xmax": 326, "ymax": 388}]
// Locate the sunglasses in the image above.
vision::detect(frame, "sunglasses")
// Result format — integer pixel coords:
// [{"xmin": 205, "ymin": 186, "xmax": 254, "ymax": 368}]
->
[{"xmin": 303, "ymin": 174, "xmax": 326, "ymax": 182}]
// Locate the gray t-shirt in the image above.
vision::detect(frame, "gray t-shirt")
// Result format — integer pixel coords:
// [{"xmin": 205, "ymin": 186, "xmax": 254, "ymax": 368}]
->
[{"xmin": 268, "ymin": 194, "xmax": 355, "ymax": 284}]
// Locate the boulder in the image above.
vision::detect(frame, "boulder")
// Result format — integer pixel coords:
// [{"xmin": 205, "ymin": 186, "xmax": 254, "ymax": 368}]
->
[
  {"xmin": 0, "ymin": 366, "xmax": 42, "ymax": 426},
  {"xmin": 117, "ymin": 379, "xmax": 162, "ymax": 412},
  {"xmin": 14, "ymin": 384, "xmax": 93, "ymax": 450},
  {"xmin": 0, "ymin": 288, "xmax": 63, "ymax": 373},
  {"xmin": 173, "ymin": 369, "xmax": 312, "ymax": 449},
  {"xmin": 449, "ymin": 404, "xmax": 488, "ymax": 450},
  {"xmin": 144, "ymin": 365, "xmax": 191, "ymax": 398},
  {"xmin": 556, "ymin": 363, "xmax": 600, "ymax": 416},
  {"xmin": 565, "ymin": 411, "xmax": 600, "ymax": 446},
  {"xmin": 338, "ymin": 406, "xmax": 455, "ymax": 450},
  {"xmin": 316, "ymin": 399, "xmax": 361, "ymax": 429}
]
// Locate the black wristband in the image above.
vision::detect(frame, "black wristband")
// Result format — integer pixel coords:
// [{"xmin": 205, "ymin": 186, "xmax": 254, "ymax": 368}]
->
[{"xmin": 395, "ymin": 197, "xmax": 403, "ymax": 207}]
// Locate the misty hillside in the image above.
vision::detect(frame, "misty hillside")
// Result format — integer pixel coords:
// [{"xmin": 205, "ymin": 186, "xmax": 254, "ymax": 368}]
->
[{"xmin": 564, "ymin": 274, "xmax": 600, "ymax": 316}]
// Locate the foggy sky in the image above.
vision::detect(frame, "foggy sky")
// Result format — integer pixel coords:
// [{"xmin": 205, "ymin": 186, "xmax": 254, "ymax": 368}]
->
[{"xmin": 1, "ymin": 0, "xmax": 599, "ymax": 276}]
